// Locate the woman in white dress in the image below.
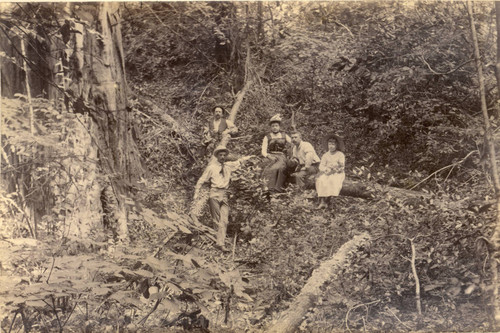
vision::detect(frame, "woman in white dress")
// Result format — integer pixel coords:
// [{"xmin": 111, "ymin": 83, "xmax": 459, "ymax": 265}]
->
[{"xmin": 316, "ymin": 135, "xmax": 345, "ymax": 209}]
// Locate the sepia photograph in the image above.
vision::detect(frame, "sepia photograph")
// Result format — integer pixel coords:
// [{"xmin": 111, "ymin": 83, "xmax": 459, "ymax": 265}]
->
[{"xmin": 0, "ymin": 1, "xmax": 499, "ymax": 331}]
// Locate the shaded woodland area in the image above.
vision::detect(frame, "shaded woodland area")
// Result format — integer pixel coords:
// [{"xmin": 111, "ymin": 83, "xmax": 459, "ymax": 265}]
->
[{"xmin": 1, "ymin": 1, "xmax": 500, "ymax": 332}]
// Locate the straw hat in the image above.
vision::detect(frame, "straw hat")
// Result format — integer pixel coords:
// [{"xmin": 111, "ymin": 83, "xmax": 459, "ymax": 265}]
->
[
  {"xmin": 213, "ymin": 145, "xmax": 229, "ymax": 156},
  {"xmin": 269, "ymin": 114, "xmax": 282, "ymax": 124}
]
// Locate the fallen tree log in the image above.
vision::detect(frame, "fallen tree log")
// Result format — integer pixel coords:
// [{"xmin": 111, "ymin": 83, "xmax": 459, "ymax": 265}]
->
[
  {"xmin": 304, "ymin": 175, "xmax": 472, "ymax": 214},
  {"xmin": 267, "ymin": 233, "xmax": 371, "ymax": 333},
  {"xmin": 303, "ymin": 176, "xmax": 431, "ymax": 201},
  {"xmin": 340, "ymin": 178, "xmax": 436, "ymax": 201},
  {"xmin": 299, "ymin": 177, "xmax": 373, "ymax": 199},
  {"xmin": 136, "ymin": 97, "xmax": 197, "ymax": 142},
  {"xmin": 339, "ymin": 179, "xmax": 374, "ymax": 199}
]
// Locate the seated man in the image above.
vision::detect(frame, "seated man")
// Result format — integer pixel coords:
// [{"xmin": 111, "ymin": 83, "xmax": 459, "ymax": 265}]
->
[
  {"xmin": 203, "ymin": 106, "xmax": 238, "ymax": 156},
  {"xmin": 289, "ymin": 131, "xmax": 320, "ymax": 189},
  {"xmin": 261, "ymin": 114, "xmax": 292, "ymax": 193}
]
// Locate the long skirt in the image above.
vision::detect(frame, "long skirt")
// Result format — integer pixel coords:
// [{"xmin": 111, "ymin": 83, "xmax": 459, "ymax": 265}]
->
[
  {"xmin": 261, "ymin": 153, "xmax": 288, "ymax": 192},
  {"xmin": 316, "ymin": 172, "xmax": 345, "ymax": 197}
]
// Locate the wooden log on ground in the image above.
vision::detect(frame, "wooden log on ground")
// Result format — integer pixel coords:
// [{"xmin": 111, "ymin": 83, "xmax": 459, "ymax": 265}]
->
[
  {"xmin": 267, "ymin": 233, "xmax": 371, "ymax": 333},
  {"xmin": 339, "ymin": 179, "xmax": 373, "ymax": 199},
  {"xmin": 304, "ymin": 176, "xmax": 433, "ymax": 201},
  {"xmin": 304, "ymin": 177, "xmax": 374, "ymax": 199}
]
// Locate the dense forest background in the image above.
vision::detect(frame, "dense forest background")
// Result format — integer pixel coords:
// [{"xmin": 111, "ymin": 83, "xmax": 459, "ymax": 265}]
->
[{"xmin": 1, "ymin": 1, "xmax": 500, "ymax": 332}]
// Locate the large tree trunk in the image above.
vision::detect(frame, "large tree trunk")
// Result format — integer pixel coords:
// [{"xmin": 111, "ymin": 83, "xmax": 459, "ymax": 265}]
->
[
  {"xmin": 468, "ymin": 1, "xmax": 500, "ymax": 329},
  {"xmin": 257, "ymin": 2, "xmax": 264, "ymax": 43},
  {"xmin": 1, "ymin": 3, "xmax": 143, "ymax": 241},
  {"xmin": 65, "ymin": 2, "xmax": 143, "ymax": 241}
]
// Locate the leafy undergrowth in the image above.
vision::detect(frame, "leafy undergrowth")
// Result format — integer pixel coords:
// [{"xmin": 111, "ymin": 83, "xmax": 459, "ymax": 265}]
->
[
  {"xmin": 0, "ymin": 171, "xmax": 492, "ymax": 332},
  {"xmin": 0, "ymin": 98, "xmax": 492, "ymax": 330},
  {"xmin": 227, "ymin": 188, "xmax": 490, "ymax": 332},
  {"xmin": 1, "ymin": 94, "xmax": 490, "ymax": 332}
]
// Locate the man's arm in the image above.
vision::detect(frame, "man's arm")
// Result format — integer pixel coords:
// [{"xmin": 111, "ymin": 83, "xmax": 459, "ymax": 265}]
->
[
  {"xmin": 290, "ymin": 146, "xmax": 299, "ymax": 165},
  {"xmin": 225, "ymin": 155, "xmax": 254, "ymax": 173},
  {"xmin": 285, "ymin": 135, "xmax": 293, "ymax": 158}
]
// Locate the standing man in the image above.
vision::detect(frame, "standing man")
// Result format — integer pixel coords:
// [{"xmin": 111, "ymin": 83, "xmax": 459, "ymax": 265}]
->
[
  {"xmin": 289, "ymin": 131, "xmax": 320, "ymax": 189},
  {"xmin": 261, "ymin": 114, "xmax": 291, "ymax": 193},
  {"xmin": 194, "ymin": 145, "xmax": 249, "ymax": 250},
  {"xmin": 203, "ymin": 106, "xmax": 238, "ymax": 156}
]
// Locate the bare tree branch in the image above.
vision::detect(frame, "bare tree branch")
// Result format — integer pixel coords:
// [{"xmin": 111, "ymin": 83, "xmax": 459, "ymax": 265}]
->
[
  {"xmin": 419, "ymin": 55, "xmax": 474, "ymax": 75},
  {"xmin": 409, "ymin": 150, "xmax": 477, "ymax": 190}
]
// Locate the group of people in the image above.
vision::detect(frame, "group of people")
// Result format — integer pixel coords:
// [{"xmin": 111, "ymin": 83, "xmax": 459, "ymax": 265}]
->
[
  {"xmin": 194, "ymin": 106, "xmax": 346, "ymax": 250},
  {"xmin": 261, "ymin": 114, "xmax": 346, "ymax": 208}
]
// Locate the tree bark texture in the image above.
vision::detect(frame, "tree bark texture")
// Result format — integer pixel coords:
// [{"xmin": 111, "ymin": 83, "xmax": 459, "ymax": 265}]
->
[
  {"xmin": 1, "ymin": 3, "xmax": 143, "ymax": 240},
  {"xmin": 267, "ymin": 233, "xmax": 371, "ymax": 333},
  {"xmin": 495, "ymin": 1, "xmax": 500, "ymax": 119},
  {"xmin": 61, "ymin": 2, "xmax": 143, "ymax": 182},
  {"xmin": 60, "ymin": 2, "xmax": 144, "ymax": 240},
  {"xmin": 257, "ymin": 2, "xmax": 264, "ymax": 42},
  {"xmin": 468, "ymin": 0, "xmax": 500, "ymax": 328}
]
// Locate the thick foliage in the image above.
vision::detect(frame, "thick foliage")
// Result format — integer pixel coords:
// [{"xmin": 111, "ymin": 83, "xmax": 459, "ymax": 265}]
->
[
  {"xmin": 121, "ymin": 1, "xmax": 497, "ymax": 330},
  {"xmin": 124, "ymin": 1, "xmax": 492, "ymax": 192},
  {"xmin": 264, "ymin": 1, "xmax": 490, "ymax": 185},
  {"xmin": 229, "ymin": 163, "xmax": 490, "ymax": 331},
  {"xmin": 1, "ymin": 97, "xmax": 100, "ymax": 239},
  {"xmin": 2, "ymin": 1, "xmax": 498, "ymax": 332}
]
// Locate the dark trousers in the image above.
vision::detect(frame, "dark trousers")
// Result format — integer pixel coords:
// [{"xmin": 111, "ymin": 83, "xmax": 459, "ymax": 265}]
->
[{"xmin": 288, "ymin": 162, "xmax": 319, "ymax": 188}]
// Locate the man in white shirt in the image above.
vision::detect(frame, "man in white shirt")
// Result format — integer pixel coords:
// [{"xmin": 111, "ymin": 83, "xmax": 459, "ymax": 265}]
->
[
  {"xmin": 203, "ymin": 106, "xmax": 238, "ymax": 156},
  {"xmin": 289, "ymin": 131, "xmax": 320, "ymax": 188},
  {"xmin": 261, "ymin": 114, "xmax": 291, "ymax": 193},
  {"xmin": 194, "ymin": 145, "xmax": 249, "ymax": 249}
]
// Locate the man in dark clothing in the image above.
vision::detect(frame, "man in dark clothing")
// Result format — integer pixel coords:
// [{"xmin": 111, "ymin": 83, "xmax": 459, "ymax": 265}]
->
[{"xmin": 203, "ymin": 106, "xmax": 238, "ymax": 156}]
